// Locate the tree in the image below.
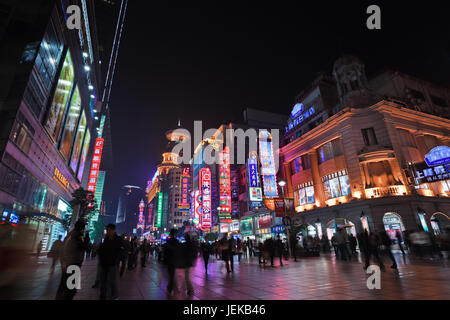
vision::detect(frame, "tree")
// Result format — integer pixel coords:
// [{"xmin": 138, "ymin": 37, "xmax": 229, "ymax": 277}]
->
[
  {"xmin": 91, "ymin": 218, "xmax": 106, "ymax": 243},
  {"xmin": 69, "ymin": 187, "xmax": 97, "ymax": 226}
]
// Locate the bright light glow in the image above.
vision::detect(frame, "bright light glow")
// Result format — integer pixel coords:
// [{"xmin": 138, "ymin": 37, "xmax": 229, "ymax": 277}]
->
[
  {"xmin": 84, "ymin": 65, "xmax": 91, "ymax": 71},
  {"xmin": 83, "ymin": 52, "xmax": 88, "ymax": 58},
  {"xmin": 88, "ymin": 85, "xmax": 94, "ymax": 90},
  {"xmin": 90, "ymin": 94, "xmax": 95, "ymax": 99},
  {"xmin": 278, "ymin": 180, "xmax": 286, "ymax": 187},
  {"xmin": 95, "ymin": 116, "xmax": 99, "ymax": 120}
]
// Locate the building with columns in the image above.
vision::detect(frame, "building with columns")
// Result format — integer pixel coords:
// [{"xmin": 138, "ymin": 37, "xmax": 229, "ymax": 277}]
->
[{"xmin": 280, "ymin": 55, "xmax": 450, "ymax": 240}]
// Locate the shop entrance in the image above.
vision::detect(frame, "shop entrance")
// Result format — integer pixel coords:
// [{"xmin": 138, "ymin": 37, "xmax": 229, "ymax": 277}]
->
[
  {"xmin": 431, "ymin": 212, "xmax": 450, "ymax": 235},
  {"xmin": 383, "ymin": 212, "xmax": 405, "ymax": 240}
]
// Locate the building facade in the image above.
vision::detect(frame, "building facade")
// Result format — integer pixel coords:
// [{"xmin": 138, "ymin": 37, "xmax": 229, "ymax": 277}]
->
[
  {"xmin": 0, "ymin": 0, "xmax": 102, "ymax": 251},
  {"xmin": 280, "ymin": 55, "xmax": 450, "ymax": 241}
]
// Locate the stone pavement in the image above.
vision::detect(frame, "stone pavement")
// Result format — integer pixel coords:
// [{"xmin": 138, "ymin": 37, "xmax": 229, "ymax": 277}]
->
[{"xmin": 1, "ymin": 252, "xmax": 450, "ymax": 300}]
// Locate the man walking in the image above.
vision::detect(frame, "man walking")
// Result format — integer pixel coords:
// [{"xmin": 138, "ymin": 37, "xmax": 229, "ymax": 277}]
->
[
  {"xmin": 97, "ymin": 224, "xmax": 123, "ymax": 300},
  {"xmin": 49, "ymin": 235, "xmax": 63, "ymax": 273},
  {"xmin": 55, "ymin": 220, "xmax": 87, "ymax": 300},
  {"xmin": 163, "ymin": 229, "xmax": 179, "ymax": 296},
  {"xmin": 276, "ymin": 235, "xmax": 284, "ymax": 266}
]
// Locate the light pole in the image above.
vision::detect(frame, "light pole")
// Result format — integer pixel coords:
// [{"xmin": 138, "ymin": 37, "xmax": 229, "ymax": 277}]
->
[{"xmin": 278, "ymin": 180, "xmax": 291, "ymax": 258}]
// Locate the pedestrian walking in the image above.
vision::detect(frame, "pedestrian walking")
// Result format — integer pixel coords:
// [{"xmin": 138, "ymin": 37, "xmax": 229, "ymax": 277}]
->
[
  {"xmin": 290, "ymin": 234, "xmax": 297, "ymax": 261},
  {"xmin": 364, "ymin": 230, "xmax": 384, "ymax": 270},
  {"xmin": 236, "ymin": 238, "xmax": 243, "ymax": 262},
  {"xmin": 396, "ymin": 231, "xmax": 406, "ymax": 255},
  {"xmin": 49, "ymin": 235, "xmax": 63, "ymax": 273},
  {"xmin": 84, "ymin": 232, "xmax": 92, "ymax": 259},
  {"xmin": 163, "ymin": 229, "xmax": 179, "ymax": 296},
  {"xmin": 55, "ymin": 220, "xmax": 87, "ymax": 300},
  {"xmin": 265, "ymin": 238, "xmax": 275, "ymax": 267},
  {"xmin": 182, "ymin": 233, "xmax": 197, "ymax": 296},
  {"xmin": 379, "ymin": 230, "xmax": 397, "ymax": 269},
  {"xmin": 97, "ymin": 224, "xmax": 123, "ymax": 300},
  {"xmin": 220, "ymin": 236, "xmax": 233, "ymax": 273},
  {"xmin": 36, "ymin": 240, "xmax": 43, "ymax": 257},
  {"xmin": 119, "ymin": 234, "xmax": 130, "ymax": 277},
  {"xmin": 349, "ymin": 233, "xmax": 357, "ymax": 254},
  {"xmin": 140, "ymin": 239, "xmax": 149, "ymax": 267},
  {"xmin": 200, "ymin": 242, "xmax": 211, "ymax": 273},
  {"xmin": 276, "ymin": 235, "xmax": 284, "ymax": 266}
]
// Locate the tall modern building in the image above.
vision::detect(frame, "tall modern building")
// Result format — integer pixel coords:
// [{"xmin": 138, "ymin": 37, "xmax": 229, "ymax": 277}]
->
[
  {"xmin": 115, "ymin": 185, "xmax": 143, "ymax": 235},
  {"xmin": 0, "ymin": 0, "xmax": 102, "ymax": 251},
  {"xmin": 279, "ymin": 55, "xmax": 450, "ymax": 241}
]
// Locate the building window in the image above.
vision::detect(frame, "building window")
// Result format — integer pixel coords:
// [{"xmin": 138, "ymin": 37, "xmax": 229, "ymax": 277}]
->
[
  {"xmin": 362, "ymin": 127, "xmax": 378, "ymax": 146},
  {"xmin": 10, "ymin": 112, "xmax": 35, "ymax": 155},
  {"xmin": 291, "ymin": 154, "xmax": 311, "ymax": 174},
  {"xmin": 322, "ymin": 170, "xmax": 351, "ymax": 200},
  {"xmin": 317, "ymin": 139, "xmax": 343, "ymax": 164},
  {"xmin": 294, "ymin": 181, "xmax": 315, "ymax": 206},
  {"xmin": 59, "ymin": 86, "xmax": 81, "ymax": 160}
]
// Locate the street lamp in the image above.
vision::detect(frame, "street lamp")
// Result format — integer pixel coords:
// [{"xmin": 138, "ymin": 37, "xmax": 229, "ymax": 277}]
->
[{"xmin": 278, "ymin": 180, "xmax": 290, "ymax": 257}]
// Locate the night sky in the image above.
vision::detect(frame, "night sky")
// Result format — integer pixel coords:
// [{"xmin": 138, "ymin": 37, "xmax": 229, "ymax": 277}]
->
[{"xmin": 102, "ymin": 1, "xmax": 449, "ymax": 209}]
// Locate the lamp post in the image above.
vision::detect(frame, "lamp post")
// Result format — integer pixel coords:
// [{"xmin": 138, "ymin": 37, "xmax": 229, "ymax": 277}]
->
[{"xmin": 278, "ymin": 180, "xmax": 291, "ymax": 258}]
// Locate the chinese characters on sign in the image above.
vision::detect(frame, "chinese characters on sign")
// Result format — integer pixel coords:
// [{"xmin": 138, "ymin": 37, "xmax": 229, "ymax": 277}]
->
[
  {"xmin": 87, "ymin": 138, "xmax": 104, "ymax": 208},
  {"xmin": 199, "ymin": 168, "xmax": 212, "ymax": 230},
  {"xmin": 156, "ymin": 192, "xmax": 163, "ymax": 228},
  {"xmin": 219, "ymin": 146, "xmax": 232, "ymax": 222},
  {"xmin": 259, "ymin": 131, "xmax": 279, "ymax": 198},
  {"xmin": 178, "ymin": 175, "xmax": 190, "ymax": 209},
  {"xmin": 137, "ymin": 200, "xmax": 145, "ymax": 230}
]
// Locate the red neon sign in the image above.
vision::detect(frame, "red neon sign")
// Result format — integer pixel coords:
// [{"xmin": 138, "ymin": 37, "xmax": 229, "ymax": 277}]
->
[
  {"xmin": 137, "ymin": 200, "xmax": 145, "ymax": 230},
  {"xmin": 199, "ymin": 167, "xmax": 211, "ymax": 230},
  {"xmin": 219, "ymin": 146, "xmax": 232, "ymax": 222},
  {"xmin": 86, "ymin": 138, "xmax": 104, "ymax": 208}
]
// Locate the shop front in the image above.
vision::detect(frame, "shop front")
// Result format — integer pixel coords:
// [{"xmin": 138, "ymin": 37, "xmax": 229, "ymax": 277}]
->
[{"xmin": 256, "ymin": 213, "xmax": 273, "ymax": 242}]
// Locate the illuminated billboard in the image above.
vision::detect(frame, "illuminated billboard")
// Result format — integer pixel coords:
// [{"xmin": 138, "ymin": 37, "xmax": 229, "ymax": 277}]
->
[
  {"xmin": 156, "ymin": 192, "xmax": 163, "ymax": 228},
  {"xmin": 178, "ymin": 175, "xmax": 190, "ymax": 210},
  {"xmin": 87, "ymin": 138, "xmax": 104, "ymax": 194},
  {"xmin": 137, "ymin": 200, "xmax": 145, "ymax": 230},
  {"xmin": 193, "ymin": 190, "xmax": 201, "ymax": 226},
  {"xmin": 219, "ymin": 146, "xmax": 232, "ymax": 222},
  {"xmin": 259, "ymin": 130, "xmax": 278, "ymax": 198},
  {"xmin": 199, "ymin": 168, "xmax": 211, "ymax": 230}
]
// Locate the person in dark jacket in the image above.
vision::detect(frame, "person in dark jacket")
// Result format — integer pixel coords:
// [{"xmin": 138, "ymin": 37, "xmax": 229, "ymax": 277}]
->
[
  {"xmin": 127, "ymin": 237, "xmax": 138, "ymax": 270},
  {"xmin": 182, "ymin": 233, "xmax": 196, "ymax": 295},
  {"xmin": 200, "ymin": 241, "xmax": 211, "ymax": 273},
  {"xmin": 97, "ymin": 224, "xmax": 123, "ymax": 300},
  {"xmin": 163, "ymin": 229, "xmax": 179, "ymax": 296},
  {"xmin": 119, "ymin": 234, "xmax": 130, "ymax": 277},
  {"xmin": 49, "ymin": 235, "xmax": 63, "ymax": 273},
  {"xmin": 140, "ymin": 239, "xmax": 150, "ymax": 267},
  {"xmin": 55, "ymin": 220, "xmax": 87, "ymax": 300},
  {"xmin": 364, "ymin": 230, "xmax": 384, "ymax": 270},
  {"xmin": 379, "ymin": 230, "xmax": 397, "ymax": 269},
  {"xmin": 266, "ymin": 238, "xmax": 275, "ymax": 267},
  {"xmin": 276, "ymin": 235, "xmax": 284, "ymax": 266}
]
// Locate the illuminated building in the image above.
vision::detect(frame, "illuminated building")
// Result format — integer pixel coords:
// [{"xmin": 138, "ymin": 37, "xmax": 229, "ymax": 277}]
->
[
  {"xmin": 280, "ymin": 55, "xmax": 450, "ymax": 239},
  {"xmin": 115, "ymin": 185, "xmax": 143, "ymax": 235},
  {"xmin": 146, "ymin": 122, "xmax": 191, "ymax": 238},
  {"xmin": 0, "ymin": 0, "xmax": 102, "ymax": 252}
]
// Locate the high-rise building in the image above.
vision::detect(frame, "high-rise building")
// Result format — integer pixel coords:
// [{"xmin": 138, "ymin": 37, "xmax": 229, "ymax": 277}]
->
[
  {"xmin": 115, "ymin": 185, "xmax": 143, "ymax": 235},
  {"xmin": 0, "ymin": 0, "xmax": 102, "ymax": 252}
]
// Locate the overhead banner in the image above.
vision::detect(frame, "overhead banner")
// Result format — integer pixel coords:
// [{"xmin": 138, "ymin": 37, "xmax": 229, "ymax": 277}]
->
[
  {"xmin": 199, "ymin": 168, "xmax": 212, "ymax": 230},
  {"xmin": 259, "ymin": 130, "xmax": 279, "ymax": 198},
  {"xmin": 219, "ymin": 146, "xmax": 232, "ymax": 222}
]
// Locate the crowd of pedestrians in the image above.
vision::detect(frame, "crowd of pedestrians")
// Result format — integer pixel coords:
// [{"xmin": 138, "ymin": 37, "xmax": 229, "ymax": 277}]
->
[{"xmin": 47, "ymin": 219, "xmax": 450, "ymax": 300}]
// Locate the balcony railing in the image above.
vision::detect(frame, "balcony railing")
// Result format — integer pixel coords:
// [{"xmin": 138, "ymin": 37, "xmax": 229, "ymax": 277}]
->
[{"xmin": 365, "ymin": 185, "xmax": 407, "ymax": 198}]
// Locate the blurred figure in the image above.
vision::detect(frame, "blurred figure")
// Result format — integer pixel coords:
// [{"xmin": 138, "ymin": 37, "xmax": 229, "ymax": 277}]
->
[
  {"xmin": 364, "ymin": 230, "xmax": 384, "ymax": 270},
  {"xmin": 84, "ymin": 232, "xmax": 92, "ymax": 259},
  {"xmin": 49, "ymin": 235, "xmax": 63, "ymax": 273},
  {"xmin": 266, "ymin": 238, "xmax": 275, "ymax": 267},
  {"xmin": 220, "ymin": 236, "xmax": 233, "ymax": 273},
  {"xmin": 335, "ymin": 228, "xmax": 350, "ymax": 260},
  {"xmin": 379, "ymin": 230, "xmax": 397, "ymax": 269},
  {"xmin": 97, "ymin": 224, "xmax": 123, "ymax": 300},
  {"xmin": 200, "ymin": 241, "xmax": 211, "ymax": 273},
  {"xmin": 236, "ymin": 238, "xmax": 243, "ymax": 262},
  {"xmin": 331, "ymin": 233, "xmax": 338, "ymax": 256},
  {"xmin": 258, "ymin": 242, "xmax": 265, "ymax": 265},
  {"xmin": 349, "ymin": 233, "xmax": 357, "ymax": 254},
  {"xmin": 128, "ymin": 237, "xmax": 138, "ymax": 270},
  {"xmin": 396, "ymin": 230, "xmax": 406, "ymax": 255},
  {"xmin": 182, "ymin": 233, "xmax": 196, "ymax": 296},
  {"xmin": 56, "ymin": 220, "xmax": 87, "ymax": 300},
  {"xmin": 410, "ymin": 227, "xmax": 432, "ymax": 258},
  {"xmin": 290, "ymin": 234, "xmax": 298, "ymax": 261},
  {"xmin": 119, "ymin": 234, "xmax": 130, "ymax": 277},
  {"xmin": 163, "ymin": 229, "xmax": 179, "ymax": 296},
  {"xmin": 276, "ymin": 235, "xmax": 284, "ymax": 266},
  {"xmin": 140, "ymin": 239, "xmax": 150, "ymax": 268},
  {"xmin": 36, "ymin": 240, "xmax": 43, "ymax": 257}
]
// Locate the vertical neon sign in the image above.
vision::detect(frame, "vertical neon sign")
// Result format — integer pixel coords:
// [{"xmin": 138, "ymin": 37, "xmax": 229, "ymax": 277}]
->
[
  {"xmin": 137, "ymin": 200, "xmax": 145, "ymax": 230},
  {"xmin": 199, "ymin": 168, "xmax": 211, "ymax": 230},
  {"xmin": 219, "ymin": 146, "xmax": 232, "ymax": 222},
  {"xmin": 259, "ymin": 130, "xmax": 278, "ymax": 198},
  {"xmin": 156, "ymin": 192, "xmax": 163, "ymax": 228}
]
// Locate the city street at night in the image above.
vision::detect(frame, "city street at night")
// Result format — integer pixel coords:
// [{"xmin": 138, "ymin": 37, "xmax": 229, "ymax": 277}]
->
[{"xmin": 1, "ymin": 0, "xmax": 450, "ymax": 309}]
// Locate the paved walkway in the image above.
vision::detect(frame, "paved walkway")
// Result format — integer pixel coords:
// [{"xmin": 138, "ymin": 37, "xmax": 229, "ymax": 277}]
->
[{"xmin": 1, "ymin": 252, "xmax": 450, "ymax": 300}]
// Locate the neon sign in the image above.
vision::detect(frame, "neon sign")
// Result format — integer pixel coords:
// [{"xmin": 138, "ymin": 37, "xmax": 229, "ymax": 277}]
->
[
  {"xmin": 137, "ymin": 200, "xmax": 145, "ymax": 230},
  {"xmin": 193, "ymin": 190, "xmax": 201, "ymax": 226},
  {"xmin": 147, "ymin": 204, "xmax": 153, "ymax": 226},
  {"xmin": 179, "ymin": 175, "xmax": 190, "ymax": 209},
  {"xmin": 156, "ymin": 192, "xmax": 163, "ymax": 228},
  {"xmin": 291, "ymin": 103, "xmax": 304, "ymax": 119},
  {"xmin": 87, "ymin": 138, "xmax": 104, "ymax": 194},
  {"xmin": 53, "ymin": 167, "xmax": 70, "ymax": 192},
  {"xmin": 285, "ymin": 106, "xmax": 316, "ymax": 133},
  {"xmin": 425, "ymin": 146, "xmax": 450, "ymax": 166},
  {"xmin": 219, "ymin": 146, "xmax": 232, "ymax": 222},
  {"xmin": 259, "ymin": 130, "xmax": 278, "ymax": 198},
  {"xmin": 199, "ymin": 168, "xmax": 212, "ymax": 230}
]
